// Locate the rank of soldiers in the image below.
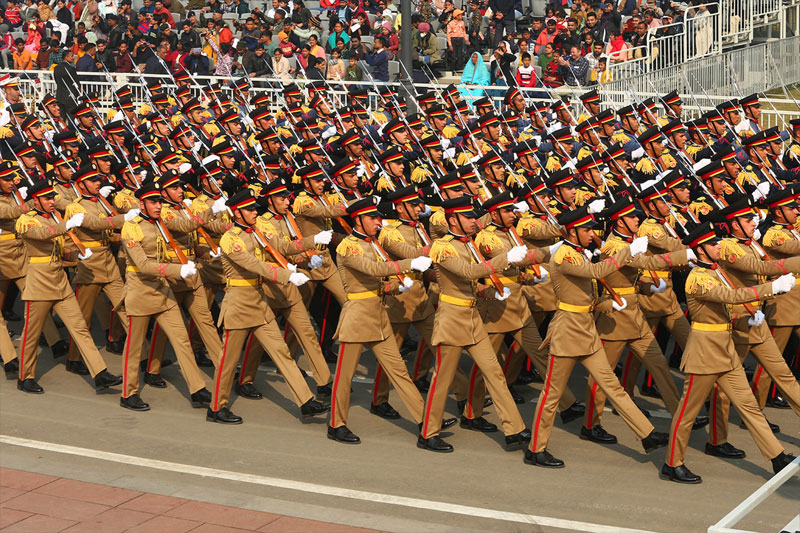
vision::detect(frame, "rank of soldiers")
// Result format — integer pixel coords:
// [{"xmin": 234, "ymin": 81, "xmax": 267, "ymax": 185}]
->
[{"xmin": 1, "ymin": 71, "xmax": 799, "ymax": 485}]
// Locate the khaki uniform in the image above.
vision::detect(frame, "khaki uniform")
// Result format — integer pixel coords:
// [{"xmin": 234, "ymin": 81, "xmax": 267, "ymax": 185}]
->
[
  {"xmin": 16, "ymin": 211, "xmax": 111, "ymax": 381},
  {"xmin": 421, "ymin": 234, "xmax": 526, "ymax": 439},
  {"xmin": 622, "ymin": 217, "xmax": 691, "ymax": 397},
  {"xmin": 664, "ymin": 266, "xmax": 784, "ymax": 467},
  {"xmin": 119, "ymin": 215, "xmax": 207, "ymax": 398},
  {"xmin": 753, "ymin": 224, "xmax": 800, "ymax": 408},
  {"xmin": 237, "ymin": 212, "xmax": 332, "ymax": 389},
  {"xmin": 586, "ymin": 233, "xmax": 688, "ymax": 429},
  {"xmin": 210, "ymin": 225, "xmax": 314, "ymax": 412},
  {"xmin": 63, "ymin": 197, "xmax": 128, "ymax": 362},
  {"xmin": 529, "ymin": 244, "xmax": 654, "ymax": 454},
  {"xmin": 329, "ymin": 234, "xmax": 424, "ymax": 429}
]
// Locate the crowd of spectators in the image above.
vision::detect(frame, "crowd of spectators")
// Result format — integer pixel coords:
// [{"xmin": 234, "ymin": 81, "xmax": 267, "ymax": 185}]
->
[{"xmin": 0, "ymin": 0, "xmax": 728, "ymax": 88}]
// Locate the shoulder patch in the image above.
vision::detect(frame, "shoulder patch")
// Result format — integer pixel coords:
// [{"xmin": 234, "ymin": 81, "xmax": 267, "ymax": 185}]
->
[
  {"xmin": 336, "ymin": 235, "xmax": 365, "ymax": 257},
  {"xmin": 220, "ymin": 230, "xmax": 246, "ymax": 254},
  {"xmin": 762, "ymin": 226, "xmax": 787, "ymax": 248},
  {"xmin": 638, "ymin": 219, "xmax": 665, "ymax": 240},
  {"xmin": 685, "ymin": 267, "xmax": 721, "ymax": 295},
  {"xmin": 720, "ymin": 238, "xmax": 746, "ymax": 263},
  {"xmin": 292, "ymin": 192, "xmax": 315, "ymax": 213},
  {"xmin": 430, "ymin": 208, "xmax": 446, "ymax": 226},
  {"xmin": 15, "ymin": 212, "xmax": 42, "ymax": 234}
]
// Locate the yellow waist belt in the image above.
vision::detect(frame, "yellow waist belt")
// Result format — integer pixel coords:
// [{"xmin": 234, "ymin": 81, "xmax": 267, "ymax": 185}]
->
[
  {"xmin": 497, "ymin": 275, "xmax": 520, "ymax": 284},
  {"xmin": 227, "ymin": 278, "xmax": 259, "ymax": 287},
  {"xmin": 346, "ymin": 289, "xmax": 380, "ymax": 300},
  {"xmin": 166, "ymin": 249, "xmax": 194, "ymax": 259},
  {"xmin": 613, "ymin": 286, "xmax": 637, "ymax": 295},
  {"xmin": 127, "ymin": 265, "xmax": 141, "ymax": 272},
  {"xmin": 440, "ymin": 293, "xmax": 477, "ymax": 307},
  {"xmin": 558, "ymin": 302, "xmax": 593, "ymax": 313},
  {"xmin": 0, "ymin": 234, "xmax": 17, "ymax": 241},
  {"xmin": 641, "ymin": 270, "xmax": 671, "ymax": 278},
  {"xmin": 691, "ymin": 322, "xmax": 731, "ymax": 332},
  {"xmin": 81, "ymin": 240, "xmax": 103, "ymax": 248},
  {"xmin": 29, "ymin": 256, "xmax": 54, "ymax": 264}
]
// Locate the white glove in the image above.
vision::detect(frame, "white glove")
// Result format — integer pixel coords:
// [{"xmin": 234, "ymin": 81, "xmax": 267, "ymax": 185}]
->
[
  {"xmin": 686, "ymin": 248, "xmax": 697, "ymax": 262},
  {"xmin": 399, "ymin": 276, "xmax": 414, "ymax": 292},
  {"xmin": 693, "ymin": 158, "xmax": 711, "ymax": 173},
  {"xmin": 180, "ymin": 261, "xmax": 197, "ymax": 278},
  {"xmin": 753, "ymin": 228, "xmax": 761, "ymax": 241},
  {"xmin": 202, "ymin": 154, "xmax": 220, "ymax": 166},
  {"xmin": 533, "ymin": 266, "xmax": 549, "ymax": 283},
  {"xmin": 65, "ymin": 212, "xmax": 85, "ymax": 230},
  {"xmin": 441, "ymin": 138, "xmax": 451, "ymax": 150},
  {"xmin": 209, "ymin": 247, "xmax": 222, "ymax": 258},
  {"xmin": 289, "ymin": 271, "xmax": 310, "ymax": 286},
  {"xmin": 356, "ymin": 163, "xmax": 366, "ymax": 178},
  {"xmin": 419, "ymin": 205, "xmax": 432, "ymax": 217},
  {"xmin": 193, "ymin": 141, "xmax": 203, "ymax": 153},
  {"xmin": 314, "ymin": 230, "xmax": 333, "ymax": 245},
  {"xmin": 410, "ymin": 256, "xmax": 432, "ymax": 272},
  {"xmin": 748, "ymin": 310, "xmax": 765, "ymax": 327},
  {"xmin": 592, "ymin": 247, "xmax": 602, "ymax": 258},
  {"xmin": 752, "ymin": 181, "xmax": 771, "ymax": 201},
  {"xmin": 183, "ymin": 198, "xmax": 193, "ymax": 208},
  {"xmin": 494, "ymin": 286, "xmax": 511, "ymax": 300},
  {"xmin": 124, "ymin": 209, "xmax": 140, "ymax": 221},
  {"xmin": 99, "ymin": 185, "xmax": 115, "ymax": 198},
  {"xmin": 309, "ymin": 254, "xmax": 323, "ymax": 269},
  {"xmin": 507, "ymin": 245, "xmax": 528, "ymax": 264},
  {"xmin": 631, "ymin": 147, "xmax": 645, "ymax": 160},
  {"xmin": 443, "ymin": 147, "xmax": 456, "ymax": 159},
  {"xmin": 321, "ymin": 125, "xmax": 337, "ymax": 140},
  {"xmin": 78, "ymin": 248, "xmax": 93, "ymax": 261},
  {"xmin": 513, "ymin": 201, "xmax": 529, "ymax": 214},
  {"xmin": 650, "ymin": 278, "xmax": 667, "ymax": 293},
  {"xmin": 630, "ymin": 236, "xmax": 649, "ymax": 256},
  {"xmin": 17, "ymin": 186, "xmax": 27, "ymax": 200},
  {"xmin": 286, "ymin": 262, "xmax": 297, "ymax": 272},
  {"xmin": 612, "ymin": 297, "xmax": 628, "ymax": 311},
  {"xmin": 562, "ymin": 160, "xmax": 576, "ymax": 170},
  {"xmin": 211, "ymin": 197, "xmax": 227, "ymax": 215},
  {"xmin": 549, "ymin": 241, "xmax": 564, "ymax": 255},
  {"xmin": 587, "ymin": 199, "xmax": 606, "ymax": 214},
  {"xmin": 772, "ymin": 273, "xmax": 796, "ymax": 294},
  {"xmin": 179, "ymin": 162, "xmax": 193, "ymax": 175}
]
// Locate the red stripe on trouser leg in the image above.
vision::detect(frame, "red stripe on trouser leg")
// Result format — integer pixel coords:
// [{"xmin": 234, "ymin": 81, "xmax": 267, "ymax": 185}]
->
[
  {"xmin": 329, "ymin": 342, "xmax": 346, "ymax": 427},
  {"xmin": 283, "ymin": 321, "xmax": 290, "ymax": 341},
  {"xmin": 466, "ymin": 364, "xmax": 479, "ymax": 418},
  {"xmin": 372, "ymin": 365, "xmax": 383, "ymax": 405},
  {"xmin": 532, "ymin": 355, "xmax": 555, "ymax": 452},
  {"xmin": 213, "ymin": 330, "xmax": 230, "ymax": 412},
  {"xmin": 108, "ymin": 304, "xmax": 114, "ymax": 342},
  {"xmin": 240, "ymin": 332, "xmax": 255, "ymax": 385},
  {"xmin": 587, "ymin": 381, "xmax": 599, "ymax": 428},
  {"xmin": 503, "ymin": 341, "xmax": 516, "ymax": 375},
  {"xmin": 412, "ymin": 338, "xmax": 425, "ymax": 381},
  {"xmin": 751, "ymin": 366, "xmax": 763, "ymax": 395},
  {"xmin": 122, "ymin": 315, "xmax": 133, "ymax": 398},
  {"xmin": 20, "ymin": 301, "xmax": 30, "ymax": 376},
  {"xmin": 147, "ymin": 323, "xmax": 160, "ymax": 373},
  {"xmin": 319, "ymin": 290, "xmax": 331, "ymax": 342},
  {"xmin": 68, "ymin": 286, "xmax": 79, "ymax": 358},
  {"xmin": 421, "ymin": 345, "xmax": 442, "ymax": 438},
  {"xmin": 669, "ymin": 374, "xmax": 694, "ymax": 466},
  {"xmin": 711, "ymin": 384, "xmax": 718, "ymax": 445},
  {"xmin": 646, "ymin": 372, "xmax": 653, "ymax": 387}
]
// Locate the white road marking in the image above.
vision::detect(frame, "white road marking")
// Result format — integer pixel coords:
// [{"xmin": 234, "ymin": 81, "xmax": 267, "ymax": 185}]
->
[{"xmin": 1, "ymin": 435, "xmax": 655, "ymax": 533}]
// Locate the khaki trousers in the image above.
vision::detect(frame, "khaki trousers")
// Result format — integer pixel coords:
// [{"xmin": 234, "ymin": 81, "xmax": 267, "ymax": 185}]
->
[
  {"xmin": 189, "ymin": 282, "xmax": 224, "ymax": 351},
  {"xmin": 751, "ymin": 325, "xmax": 800, "ymax": 409},
  {"xmin": 585, "ymin": 334, "xmax": 680, "ymax": 429},
  {"xmin": 421, "ymin": 338, "xmax": 526, "ymax": 439},
  {"xmin": 238, "ymin": 302, "xmax": 333, "ymax": 388},
  {"xmin": 530, "ymin": 350, "xmax": 654, "ymax": 453},
  {"xmin": 708, "ymin": 336, "xmax": 800, "ymax": 445},
  {"xmin": 0, "ymin": 311, "xmax": 15, "ymax": 363},
  {"xmin": 121, "ymin": 308, "xmax": 207, "ymax": 398},
  {"xmin": 372, "ymin": 317, "xmax": 469, "ymax": 405},
  {"xmin": 622, "ymin": 311, "xmax": 691, "ymax": 398},
  {"xmin": 20, "ymin": 295, "xmax": 109, "ymax": 380},
  {"xmin": 68, "ymin": 279, "xmax": 129, "ymax": 361},
  {"xmin": 665, "ymin": 367, "xmax": 784, "ymax": 467},
  {"xmin": 330, "ymin": 338, "xmax": 424, "ymax": 429},
  {"xmin": 211, "ymin": 322, "xmax": 314, "ymax": 411},
  {"xmin": 145, "ymin": 286, "xmax": 222, "ymax": 373},
  {"xmin": 1, "ymin": 278, "xmax": 62, "ymax": 354}
]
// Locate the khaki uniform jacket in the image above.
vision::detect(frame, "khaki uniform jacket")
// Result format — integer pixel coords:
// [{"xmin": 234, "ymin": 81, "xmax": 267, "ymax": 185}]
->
[
  {"xmin": 16, "ymin": 211, "xmax": 77, "ymax": 301},
  {"xmin": 292, "ymin": 191, "xmax": 348, "ymax": 282},
  {"xmin": 378, "ymin": 220, "xmax": 434, "ymax": 324},
  {"xmin": 53, "ymin": 182, "xmax": 77, "ymax": 213},
  {"xmin": 682, "ymin": 265, "xmax": 775, "ymax": 374},
  {"xmin": 189, "ymin": 194, "xmax": 231, "ymax": 287},
  {"xmin": 218, "ymin": 225, "xmax": 293, "ymax": 330},
  {"xmin": 637, "ymin": 217, "xmax": 686, "ymax": 318},
  {"xmin": 430, "ymin": 234, "xmax": 509, "ymax": 346},
  {"xmin": 0, "ymin": 194, "xmax": 29, "ymax": 280},
  {"xmin": 113, "ymin": 188, "xmax": 139, "ymax": 213},
  {"xmin": 516, "ymin": 213, "xmax": 562, "ymax": 313},
  {"xmin": 546, "ymin": 243, "xmax": 633, "ymax": 357},
  {"xmin": 595, "ymin": 233, "xmax": 688, "ymax": 341},
  {"xmin": 120, "ymin": 215, "xmax": 192, "ymax": 316},
  {"xmin": 334, "ymin": 233, "xmax": 413, "ymax": 343},
  {"xmin": 65, "ymin": 197, "xmax": 125, "ymax": 285},
  {"xmin": 719, "ymin": 237, "xmax": 800, "ymax": 345},
  {"xmin": 255, "ymin": 212, "xmax": 317, "ymax": 310},
  {"xmin": 761, "ymin": 223, "xmax": 800, "ymax": 326}
]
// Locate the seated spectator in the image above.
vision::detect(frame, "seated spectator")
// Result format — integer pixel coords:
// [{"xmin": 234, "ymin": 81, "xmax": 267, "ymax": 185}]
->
[
  {"xmin": 327, "ymin": 47, "xmax": 345, "ymax": 80},
  {"xmin": 460, "ymin": 50, "xmax": 489, "ymax": 102},
  {"xmin": 327, "ymin": 20, "xmax": 350, "ymax": 52},
  {"xmin": 345, "ymin": 54, "xmax": 363, "ymax": 81},
  {"xmin": 277, "ymin": 30, "xmax": 298, "ymax": 56},
  {"xmin": 515, "ymin": 52, "xmax": 536, "ymax": 88},
  {"xmin": 308, "ymin": 33, "xmax": 326, "ymax": 61},
  {"xmin": 413, "ymin": 21, "xmax": 440, "ymax": 65},
  {"xmin": 558, "ymin": 44, "xmax": 590, "ymax": 86},
  {"xmin": 581, "ymin": 31, "xmax": 595, "ymax": 56},
  {"xmin": 605, "ymin": 29, "xmax": 629, "ymax": 62},
  {"xmin": 538, "ymin": 42, "xmax": 555, "ymax": 72},
  {"xmin": 153, "ymin": 0, "xmax": 175, "ymax": 27},
  {"xmin": 586, "ymin": 41, "xmax": 604, "ymax": 71},
  {"xmin": 296, "ymin": 43, "xmax": 313, "ymax": 71},
  {"xmin": 272, "ymin": 47, "xmax": 293, "ymax": 79},
  {"xmin": 346, "ymin": 34, "xmax": 368, "ymax": 60},
  {"xmin": 622, "ymin": 14, "xmax": 641, "ymax": 41},
  {"xmin": 542, "ymin": 49, "xmax": 563, "ymax": 87},
  {"xmin": 13, "ymin": 38, "xmax": 34, "ymax": 70},
  {"xmin": 535, "ymin": 18, "xmax": 557, "ymax": 55},
  {"xmin": 350, "ymin": 12, "xmax": 371, "ymax": 37},
  {"xmin": 115, "ymin": 41, "xmax": 134, "ymax": 72},
  {"xmin": 380, "ymin": 24, "xmax": 398, "ymax": 58}
]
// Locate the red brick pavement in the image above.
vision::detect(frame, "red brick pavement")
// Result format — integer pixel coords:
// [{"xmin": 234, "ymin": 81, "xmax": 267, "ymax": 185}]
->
[{"xmin": 0, "ymin": 468, "xmax": 380, "ymax": 532}]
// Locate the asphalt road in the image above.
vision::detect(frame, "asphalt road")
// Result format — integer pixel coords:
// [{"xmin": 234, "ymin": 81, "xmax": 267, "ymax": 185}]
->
[{"xmin": 1, "ymin": 321, "xmax": 798, "ymax": 533}]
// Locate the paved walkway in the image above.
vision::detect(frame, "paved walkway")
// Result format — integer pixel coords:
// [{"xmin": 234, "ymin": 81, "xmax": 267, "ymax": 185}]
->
[{"xmin": 0, "ymin": 468, "xmax": 379, "ymax": 533}]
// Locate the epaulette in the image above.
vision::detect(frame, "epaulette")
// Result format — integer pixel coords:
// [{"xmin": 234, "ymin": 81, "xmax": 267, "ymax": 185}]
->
[
  {"xmin": 612, "ymin": 132, "xmax": 630, "ymax": 144},
  {"xmin": 635, "ymin": 158, "xmax": 656, "ymax": 174},
  {"xmin": 0, "ymin": 125, "xmax": 13, "ymax": 139},
  {"xmin": 255, "ymin": 216, "xmax": 278, "ymax": 239},
  {"xmin": 120, "ymin": 217, "xmax": 144, "ymax": 242},
  {"xmin": 277, "ymin": 126, "xmax": 292, "ymax": 138},
  {"xmin": 114, "ymin": 190, "xmax": 138, "ymax": 210},
  {"xmin": 575, "ymin": 186, "xmax": 596, "ymax": 207},
  {"xmin": 720, "ymin": 238, "xmax": 747, "ymax": 263},
  {"xmin": 545, "ymin": 156, "xmax": 561, "ymax": 172},
  {"xmin": 137, "ymin": 103, "xmax": 152, "ymax": 116},
  {"xmin": 455, "ymin": 151, "xmax": 474, "ymax": 166},
  {"xmin": 601, "ymin": 234, "xmax": 628, "ymax": 256},
  {"xmin": 474, "ymin": 225, "xmax": 504, "ymax": 253},
  {"xmin": 430, "ymin": 235, "xmax": 458, "ymax": 262},
  {"xmin": 686, "ymin": 143, "xmax": 703, "ymax": 158},
  {"xmin": 15, "ymin": 212, "xmax": 42, "ymax": 234},
  {"xmin": 170, "ymin": 114, "xmax": 184, "ymax": 127},
  {"xmin": 292, "ymin": 191, "xmax": 315, "ymax": 213},
  {"xmin": 638, "ymin": 218, "xmax": 666, "ymax": 240},
  {"xmin": 430, "ymin": 208, "xmax": 446, "ymax": 227},
  {"xmin": 790, "ymin": 144, "xmax": 800, "ymax": 157},
  {"xmin": 736, "ymin": 166, "xmax": 758, "ymax": 187},
  {"xmin": 505, "ymin": 171, "xmax": 525, "ymax": 188},
  {"xmin": 762, "ymin": 225, "xmax": 788, "ymax": 247},
  {"xmin": 689, "ymin": 198, "xmax": 714, "ymax": 217},
  {"xmin": 336, "ymin": 235, "xmax": 364, "ymax": 256},
  {"xmin": 442, "ymin": 125, "xmax": 460, "ymax": 139},
  {"xmin": 161, "ymin": 208, "xmax": 177, "ymax": 222},
  {"xmin": 554, "ymin": 244, "xmax": 583, "ymax": 265},
  {"xmin": 375, "ymin": 175, "xmax": 394, "ymax": 192},
  {"xmin": 372, "ymin": 111, "xmax": 388, "ymax": 124},
  {"xmin": 65, "ymin": 197, "xmax": 87, "ymax": 219},
  {"xmin": 203, "ymin": 121, "xmax": 220, "ymax": 137},
  {"xmin": 220, "ymin": 228, "xmax": 246, "ymax": 254},
  {"xmin": 326, "ymin": 191, "xmax": 343, "ymax": 205},
  {"xmin": 685, "ymin": 267, "xmax": 721, "ymax": 295},
  {"xmin": 516, "ymin": 213, "xmax": 543, "ymax": 235},
  {"xmin": 188, "ymin": 196, "xmax": 209, "ymax": 215},
  {"xmin": 410, "ymin": 166, "xmax": 429, "ymax": 184},
  {"xmin": 377, "ymin": 221, "xmax": 404, "ymax": 246},
  {"xmin": 661, "ymin": 153, "xmax": 677, "ymax": 169}
]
